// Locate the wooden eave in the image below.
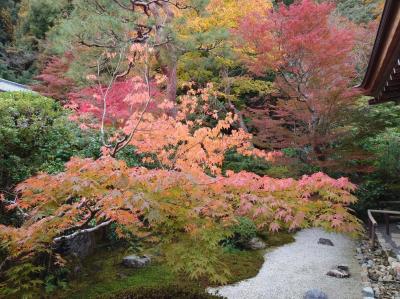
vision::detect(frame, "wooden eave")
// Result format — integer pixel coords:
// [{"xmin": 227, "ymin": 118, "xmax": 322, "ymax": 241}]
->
[{"xmin": 360, "ymin": 0, "xmax": 400, "ymax": 104}]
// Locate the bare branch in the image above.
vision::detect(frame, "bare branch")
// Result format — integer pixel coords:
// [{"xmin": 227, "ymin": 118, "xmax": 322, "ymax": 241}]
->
[
  {"xmin": 53, "ymin": 219, "xmax": 113, "ymax": 243},
  {"xmin": 111, "ymin": 43, "xmax": 153, "ymax": 156}
]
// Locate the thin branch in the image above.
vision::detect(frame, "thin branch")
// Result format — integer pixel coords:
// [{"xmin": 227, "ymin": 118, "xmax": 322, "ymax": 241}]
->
[
  {"xmin": 116, "ymin": 61, "xmax": 134, "ymax": 79},
  {"xmin": 111, "ymin": 43, "xmax": 153, "ymax": 156},
  {"xmin": 99, "ymin": 46, "xmax": 127, "ymax": 148},
  {"xmin": 53, "ymin": 219, "xmax": 113, "ymax": 243}
]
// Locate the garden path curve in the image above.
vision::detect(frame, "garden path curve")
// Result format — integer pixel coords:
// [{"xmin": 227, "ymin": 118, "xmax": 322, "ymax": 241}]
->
[{"xmin": 209, "ymin": 228, "xmax": 362, "ymax": 299}]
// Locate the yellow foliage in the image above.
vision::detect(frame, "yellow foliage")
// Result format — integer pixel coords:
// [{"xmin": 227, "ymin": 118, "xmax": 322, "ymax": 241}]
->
[{"xmin": 176, "ymin": 0, "xmax": 272, "ymax": 37}]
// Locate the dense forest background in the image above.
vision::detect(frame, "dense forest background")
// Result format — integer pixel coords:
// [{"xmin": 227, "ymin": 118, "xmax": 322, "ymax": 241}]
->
[{"xmin": 0, "ymin": 0, "xmax": 383, "ymax": 84}]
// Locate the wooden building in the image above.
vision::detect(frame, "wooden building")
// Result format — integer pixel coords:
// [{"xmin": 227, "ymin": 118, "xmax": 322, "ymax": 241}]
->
[{"xmin": 360, "ymin": 0, "xmax": 400, "ymax": 104}]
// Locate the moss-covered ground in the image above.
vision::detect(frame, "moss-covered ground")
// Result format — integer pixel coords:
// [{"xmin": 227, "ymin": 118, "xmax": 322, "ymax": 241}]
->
[{"xmin": 56, "ymin": 232, "xmax": 294, "ymax": 299}]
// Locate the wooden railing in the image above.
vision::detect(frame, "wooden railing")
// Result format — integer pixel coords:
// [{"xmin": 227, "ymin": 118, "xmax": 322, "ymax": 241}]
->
[{"xmin": 368, "ymin": 209, "xmax": 400, "ymax": 248}]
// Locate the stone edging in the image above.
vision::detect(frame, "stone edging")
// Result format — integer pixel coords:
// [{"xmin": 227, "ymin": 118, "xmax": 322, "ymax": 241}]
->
[{"xmin": 356, "ymin": 238, "xmax": 400, "ymax": 299}]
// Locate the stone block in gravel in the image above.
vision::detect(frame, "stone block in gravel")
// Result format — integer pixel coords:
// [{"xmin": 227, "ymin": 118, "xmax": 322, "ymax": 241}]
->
[
  {"xmin": 303, "ymin": 289, "xmax": 328, "ymax": 299},
  {"xmin": 362, "ymin": 286, "xmax": 374, "ymax": 297},
  {"xmin": 326, "ymin": 269, "xmax": 350, "ymax": 278},
  {"xmin": 337, "ymin": 264, "xmax": 349, "ymax": 271},
  {"xmin": 318, "ymin": 238, "xmax": 334, "ymax": 246}
]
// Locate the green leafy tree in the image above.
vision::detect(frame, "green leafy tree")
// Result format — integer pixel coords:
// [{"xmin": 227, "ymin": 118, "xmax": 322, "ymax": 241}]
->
[
  {"xmin": 334, "ymin": 0, "xmax": 382, "ymax": 24},
  {"xmin": 17, "ymin": 0, "xmax": 72, "ymax": 43},
  {"xmin": 328, "ymin": 99, "xmax": 400, "ymax": 216}
]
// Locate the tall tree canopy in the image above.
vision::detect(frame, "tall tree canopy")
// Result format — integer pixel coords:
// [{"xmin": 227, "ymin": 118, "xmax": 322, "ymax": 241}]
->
[{"xmin": 236, "ymin": 0, "xmax": 359, "ymax": 166}]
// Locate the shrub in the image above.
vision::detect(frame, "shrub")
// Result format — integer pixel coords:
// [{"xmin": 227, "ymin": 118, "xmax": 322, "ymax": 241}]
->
[
  {"xmin": 0, "ymin": 262, "xmax": 44, "ymax": 299},
  {"xmin": 0, "ymin": 92, "xmax": 101, "ymax": 193},
  {"xmin": 224, "ymin": 217, "xmax": 257, "ymax": 249},
  {"xmin": 222, "ymin": 150, "xmax": 272, "ymax": 176}
]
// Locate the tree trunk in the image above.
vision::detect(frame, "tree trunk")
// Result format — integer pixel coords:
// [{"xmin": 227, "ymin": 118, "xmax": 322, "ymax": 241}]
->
[
  {"xmin": 150, "ymin": 1, "xmax": 178, "ymax": 102},
  {"xmin": 165, "ymin": 60, "xmax": 177, "ymax": 101}
]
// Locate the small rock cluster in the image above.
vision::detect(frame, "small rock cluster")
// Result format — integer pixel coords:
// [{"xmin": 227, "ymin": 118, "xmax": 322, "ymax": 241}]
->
[
  {"xmin": 356, "ymin": 238, "xmax": 400, "ymax": 299},
  {"xmin": 316, "ymin": 238, "xmax": 352, "ymax": 279},
  {"xmin": 302, "ymin": 238, "xmax": 349, "ymax": 299}
]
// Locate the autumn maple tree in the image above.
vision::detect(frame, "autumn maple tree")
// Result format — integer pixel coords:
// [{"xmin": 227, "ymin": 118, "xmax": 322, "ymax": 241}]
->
[
  {"xmin": 0, "ymin": 157, "xmax": 361, "ymax": 288},
  {"xmin": 236, "ymin": 0, "xmax": 359, "ymax": 164},
  {"xmin": 32, "ymin": 53, "xmax": 75, "ymax": 104}
]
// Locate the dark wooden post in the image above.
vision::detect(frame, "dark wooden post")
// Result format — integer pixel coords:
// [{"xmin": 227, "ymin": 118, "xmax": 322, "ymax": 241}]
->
[
  {"xmin": 368, "ymin": 219, "xmax": 372, "ymax": 238},
  {"xmin": 384, "ymin": 213, "xmax": 390, "ymax": 235},
  {"xmin": 371, "ymin": 224, "xmax": 376, "ymax": 249}
]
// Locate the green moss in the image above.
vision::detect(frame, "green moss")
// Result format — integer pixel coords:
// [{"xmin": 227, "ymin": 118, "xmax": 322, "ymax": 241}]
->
[
  {"xmin": 260, "ymin": 231, "xmax": 296, "ymax": 247},
  {"xmin": 58, "ymin": 248, "xmax": 176, "ymax": 298},
  {"xmin": 216, "ymin": 251, "xmax": 264, "ymax": 286},
  {"xmin": 57, "ymin": 232, "xmax": 295, "ymax": 298}
]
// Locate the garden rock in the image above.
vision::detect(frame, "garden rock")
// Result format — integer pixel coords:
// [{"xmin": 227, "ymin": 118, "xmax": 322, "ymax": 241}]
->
[
  {"xmin": 56, "ymin": 231, "xmax": 96, "ymax": 258},
  {"xmin": 362, "ymin": 287, "xmax": 374, "ymax": 297},
  {"xmin": 318, "ymin": 238, "xmax": 334, "ymax": 246},
  {"xmin": 326, "ymin": 266, "xmax": 350, "ymax": 278},
  {"xmin": 303, "ymin": 289, "xmax": 328, "ymax": 299},
  {"xmin": 247, "ymin": 237, "xmax": 266, "ymax": 250},
  {"xmin": 122, "ymin": 255, "xmax": 151, "ymax": 268},
  {"xmin": 337, "ymin": 264, "xmax": 349, "ymax": 271}
]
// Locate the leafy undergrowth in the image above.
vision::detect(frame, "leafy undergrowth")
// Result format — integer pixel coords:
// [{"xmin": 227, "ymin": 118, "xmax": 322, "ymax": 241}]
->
[{"xmin": 56, "ymin": 232, "xmax": 294, "ymax": 299}]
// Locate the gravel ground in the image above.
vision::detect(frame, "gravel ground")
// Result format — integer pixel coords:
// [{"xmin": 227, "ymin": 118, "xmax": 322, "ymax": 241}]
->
[{"xmin": 209, "ymin": 228, "xmax": 363, "ymax": 299}]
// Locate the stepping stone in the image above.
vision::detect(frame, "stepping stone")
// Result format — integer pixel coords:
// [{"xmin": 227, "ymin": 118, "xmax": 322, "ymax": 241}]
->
[
  {"xmin": 326, "ymin": 267, "xmax": 350, "ymax": 278},
  {"xmin": 362, "ymin": 287, "xmax": 374, "ymax": 297},
  {"xmin": 337, "ymin": 264, "xmax": 349, "ymax": 271},
  {"xmin": 326, "ymin": 269, "xmax": 349, "ymax": 278},
  {"xmin": 304, "ymin": 289, "xmax": 328, "ymax": 299},
  {"xmin": 318, "ymin": 238, "xmax": 334, "ymax": 246}
]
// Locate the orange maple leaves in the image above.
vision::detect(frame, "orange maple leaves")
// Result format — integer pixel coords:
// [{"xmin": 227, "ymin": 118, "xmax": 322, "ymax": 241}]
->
[
  {"xmin": 0, "ymin": 156, "xmax": 361, "ymax": 260},
  {"xmin": 119, "ymin": 83, "xmax": 281, "ymax": 178}
]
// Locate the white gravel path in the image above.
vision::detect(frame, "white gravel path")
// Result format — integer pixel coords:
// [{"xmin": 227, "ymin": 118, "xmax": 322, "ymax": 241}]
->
[{"xmin": 209, "ymin": 228, "xmax": 362, "ymax": 299}]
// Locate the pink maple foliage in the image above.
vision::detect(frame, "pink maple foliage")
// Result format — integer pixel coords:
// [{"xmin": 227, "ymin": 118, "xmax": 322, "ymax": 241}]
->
[
  {"xmin": 236, "ymin": 0, "xmax": 361, "ymax": 164},
  {"xmin": 68, "ymin": 77, "xmax": 164, "ymax": 128}
]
